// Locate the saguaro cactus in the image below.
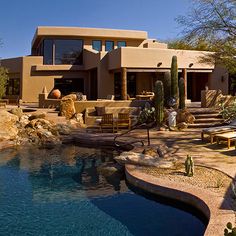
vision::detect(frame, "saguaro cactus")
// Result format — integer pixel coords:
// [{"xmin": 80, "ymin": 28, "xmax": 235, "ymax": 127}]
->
[
  {"xmin": 171, "ymin": 55, "xmax": 179, "ymax": 106},
  {"xmin": 179, "ymin": 77, "xmax": 186, "ymax": 109},
  {"xmin": 185, "ymin": 155, "xmax": 194, "ymax": 177},
  {"xmin": 154, "ymin": 80, "xmax": 164, "ymax": 125},
  {"xmin": 163, "ymin": 71, "xmax": 171, "ymax": 107}
]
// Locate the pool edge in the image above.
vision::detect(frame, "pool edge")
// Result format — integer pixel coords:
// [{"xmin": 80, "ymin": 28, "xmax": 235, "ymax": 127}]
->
[{"xmin": 125, "ymin": 164, "xmax": 235, "ymax": 236}]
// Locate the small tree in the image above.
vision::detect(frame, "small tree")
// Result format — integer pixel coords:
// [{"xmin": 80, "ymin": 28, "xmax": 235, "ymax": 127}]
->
[{"xmin": 0, "ymin": 66, "xmax": 9, "ymax": 98}]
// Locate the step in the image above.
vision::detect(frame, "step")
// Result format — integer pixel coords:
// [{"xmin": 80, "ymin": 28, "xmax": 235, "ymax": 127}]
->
[
  {"xmin": 193, "ymin": 113, "xmax": 222, "ymax": 119},
  {"xmin": 194, "ymin": 118, "xmax": 224, "ymax": 124},
  {"xmin": 188, "ymin": 122, "xmax": 222, "ymax": 128},
  {"xmin": 188, "ymin": 108, "xmax": 220, "ymax": 115}
]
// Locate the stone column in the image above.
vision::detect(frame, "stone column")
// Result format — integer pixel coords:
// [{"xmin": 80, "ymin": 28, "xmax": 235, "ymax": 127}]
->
[
  {"xmin": 182, "ymin": 68, "xmax": 187, "ymax": 100},
  {"xmin": 121, "ymin": 67, "xmax": 127, "ymax": 100}
]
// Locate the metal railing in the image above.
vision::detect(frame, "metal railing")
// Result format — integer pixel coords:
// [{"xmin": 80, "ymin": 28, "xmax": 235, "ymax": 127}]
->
[{"xmin": 114, "ymin": 121, "xmax": 155, "ymax": 148}]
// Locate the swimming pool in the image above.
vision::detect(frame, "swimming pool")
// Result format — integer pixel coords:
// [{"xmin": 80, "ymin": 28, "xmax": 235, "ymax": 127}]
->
[{"xmin": 0, "ymin": 145, "xmax": 206, "ymax": 236}]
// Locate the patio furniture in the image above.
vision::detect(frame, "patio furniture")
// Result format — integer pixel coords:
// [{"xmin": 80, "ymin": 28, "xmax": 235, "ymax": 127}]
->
[
  {"xmin": 116, "ymin": 113, "xmax": 131, "ymax": 131},
  {"xmin": 100, "ymin": 113, "xmax": 115, "ymax": 133},
  {"xmin": 201, "ymin": 125, "xmax": 236, "ymax": 144},
  {"xmin": 215, "ymin": 132, "xmax": 236, "ymax": 149}
]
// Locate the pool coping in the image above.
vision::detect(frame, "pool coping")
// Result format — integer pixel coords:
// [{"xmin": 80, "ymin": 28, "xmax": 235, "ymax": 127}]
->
[{"xmin": 125, "ymin": 164, "xmax": 235, "ymax": 236}]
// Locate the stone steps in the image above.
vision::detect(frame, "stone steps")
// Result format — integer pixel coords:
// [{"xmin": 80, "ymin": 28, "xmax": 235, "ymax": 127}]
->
[{"xmin": 187, "ymin": 108, "xmax": 224, "ymax": 129}]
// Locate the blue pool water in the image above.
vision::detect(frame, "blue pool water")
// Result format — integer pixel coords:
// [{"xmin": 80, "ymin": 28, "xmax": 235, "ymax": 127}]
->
[{"xmin": 0, "ymin": 145, "xmax": 206, "ymax": 236}]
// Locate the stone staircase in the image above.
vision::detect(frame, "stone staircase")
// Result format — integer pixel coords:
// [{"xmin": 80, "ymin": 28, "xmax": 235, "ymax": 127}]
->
[{"xmin": 187, "ymin": 107, "xmax": 224, "ymax": 128}]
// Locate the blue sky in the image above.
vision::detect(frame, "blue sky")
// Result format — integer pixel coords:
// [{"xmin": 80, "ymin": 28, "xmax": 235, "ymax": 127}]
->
[{"xmin": 0, "ymin": 0, "xmax": 192, "ymax": 59}]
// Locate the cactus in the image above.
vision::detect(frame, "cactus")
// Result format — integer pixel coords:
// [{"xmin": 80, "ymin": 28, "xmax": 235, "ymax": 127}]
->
[
  {"xmin": 163, "ymin": 71, "xmax": 171, "ymax": 107},
  {"xmin": 185, "ymin": 155, "xmax": 194, "ymax": 177},
  {"xmin": 154, "ymin": 80, "xmax": 164, "ymax": 125},
  {"xmin": 171, "ymin": 55, "xmax": 179, "ymax": 107},
  {"xmin": 224, "ymin": 222, "xmax": 236, "ymax": 236},
  {"xmin": 179, "ymin": 77, "xmax": 186, "ymax": 109}
]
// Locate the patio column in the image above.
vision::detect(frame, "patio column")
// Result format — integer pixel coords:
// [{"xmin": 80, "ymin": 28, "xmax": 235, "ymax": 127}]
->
[
  {"xmin": 121, "ymin": 67, "xmax": 127, "ymax": 100},
  {"xmin": 182, "ymin": 68, "xmax": 187, "ymax": 100}
]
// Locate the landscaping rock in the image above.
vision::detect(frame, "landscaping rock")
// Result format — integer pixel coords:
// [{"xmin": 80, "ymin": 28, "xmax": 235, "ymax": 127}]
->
[
  {"xmin": 142, "ymin": 148, "xmax": 158, "ymax": 157},
  {"xmin": 9, "ymin": 107, "xmax": 23, "ymax": 118},
  {"xmin": 28, "ymin": 112, "xmax": 46, "ymax": 121},
  {"xmin": 115, "ymin": 151, "xmax": 174, "ymax": 168},
  {"xmin": 59, "ymin": 98, "xmax": 76, "ymax": 119},
  {"xmin": 0, "ymin": 110, "xmax": 19, "ymax": 140},
  {"xmin": 176, "ymin": 109, "xmax": 195, "ymax": 124},
  {"xmin": 61, "ymin": 94, "xmax": 77, "ymax": 101},
  {"xmin": 54, "ymin": 124, "xmax": 72, "ymax": 135},
  {"xmin": 177, "ymin": 122, "xmax": 188, "ymax": 130},
  {"xmin": 156, "ymin": 144, "xmax": 169, "ymax": 158},
  {"xmin": 98, "ymin": 163, "xmax": 124, "ymax": 176}
]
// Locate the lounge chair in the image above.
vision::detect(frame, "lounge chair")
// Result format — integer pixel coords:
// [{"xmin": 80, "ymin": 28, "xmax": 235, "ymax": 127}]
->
[
  {"xmin": 201, "ymin": 119, "xmax": 236, "ymax": 143},
  {"xmin": 100, "ymin": 113, "xmax": 115, "ymax": 133},
  {"xmin": 116, "ymin": 113, "xmax": 131, "ymax": 131}
]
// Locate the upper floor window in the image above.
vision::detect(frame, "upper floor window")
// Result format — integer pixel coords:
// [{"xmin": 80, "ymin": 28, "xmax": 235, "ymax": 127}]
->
[
  {"xmin": 105, "ymin": 41, "xmax": 114, "ymax": 52},
  {"xmin": 43, "ymin": 39, "xmax": 83, "ymax": 65},
  {"xmin": 117, "ymin": 41, "xmax": 126, "ymax": 48},
  {"xmin": 92, "ymin": 40, "xmax": 102, "ymax": 51}
]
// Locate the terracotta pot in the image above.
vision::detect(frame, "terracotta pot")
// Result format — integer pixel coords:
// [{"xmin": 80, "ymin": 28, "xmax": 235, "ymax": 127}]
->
[{"xmin": 50, "ymin": 89, "xmax": 61, "ymax": 99}]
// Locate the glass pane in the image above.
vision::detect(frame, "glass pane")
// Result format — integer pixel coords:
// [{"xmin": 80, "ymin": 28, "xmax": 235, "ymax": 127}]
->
[
  {"xmin": 55, "ymin": 39, "xmax": 83, "ymax": 65},
  {"xmin": 92, "ymin": 40, "xmax": 102, "ymax": 51},
  {"xmin": 105, "ymin": 41, "xmax": 114, "ymax": 52},
  {"xmin": 43, "ymin": 39, "xmax": 53, "ymax": 65},
  {"xmin": 117, "ymin": 41, "xmax": 126, "ymax": 48}
]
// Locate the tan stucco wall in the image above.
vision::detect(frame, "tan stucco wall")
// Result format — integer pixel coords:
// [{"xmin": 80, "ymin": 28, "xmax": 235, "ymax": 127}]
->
[
  {"xmin": 109, "ymin": 47, "xmax": 214, "ymax": 70},
  {"xmin": 209, "ymin": 65, "xmax": 228, "ymax": 94}
]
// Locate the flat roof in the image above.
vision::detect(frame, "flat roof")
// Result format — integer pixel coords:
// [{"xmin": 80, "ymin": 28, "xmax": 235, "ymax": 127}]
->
[{"xmin": 32, "ymin": 26, "xmax": 148, "ymax": 48}]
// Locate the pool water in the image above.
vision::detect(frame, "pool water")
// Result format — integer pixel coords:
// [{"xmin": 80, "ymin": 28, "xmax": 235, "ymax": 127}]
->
[{"xmin": 0, "ymin": 146, "xmax": 206, "ymax": 236}]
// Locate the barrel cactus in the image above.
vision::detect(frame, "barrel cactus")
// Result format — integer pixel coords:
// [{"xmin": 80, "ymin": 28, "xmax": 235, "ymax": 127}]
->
[
  {"xmin": 171, "ymin": 55, "xmax": 179, "ymax": 107},
  {"xmin": 154, "ymin": 80, "xmax": 164, "ymax": 125},
  {"xmin": 224, "ymin": 222, "xmax": 236, "ymax": 236},
  {"xmin": 179, "ymin": 77, "xmax": 185, "ymax": 109},
  {"xmin": 185, "ymin": 155, "xmax": 194, "ymax": 177},
  {"xmin": 163, "ymin": 71, "xmax": 171, "ymax": 107}
]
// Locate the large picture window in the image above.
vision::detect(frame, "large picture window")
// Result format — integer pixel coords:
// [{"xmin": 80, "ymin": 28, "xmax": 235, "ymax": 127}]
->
[
  {"xmin": 43, "ymin": 39, "xmax": 83, "ymax": 65},
  {"xmin": 6, "ymin": 78, "xmax": 20, "ymax": 96},
  {"xmin": 117, "ymin": 41, "xmax": 126, "ymax": 48}
]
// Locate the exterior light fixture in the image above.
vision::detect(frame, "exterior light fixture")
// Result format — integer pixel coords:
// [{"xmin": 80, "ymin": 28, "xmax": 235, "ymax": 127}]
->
[
  {"xmin": 157, "ymin": 62, "xmax": 162, "ymax": 67},
  {"xmin": 189, "ymin": 63, "xmax": 194, "ymax": 68}
]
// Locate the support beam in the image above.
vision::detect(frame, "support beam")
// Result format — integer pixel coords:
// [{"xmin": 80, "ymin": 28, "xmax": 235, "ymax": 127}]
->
[
  {"xmin": 121, "ymin": 67, "xmax": 127, "ymax": 100},
  {"xmin": 182, "ymin": 68, "xmax": 187, "ymax": 100}
]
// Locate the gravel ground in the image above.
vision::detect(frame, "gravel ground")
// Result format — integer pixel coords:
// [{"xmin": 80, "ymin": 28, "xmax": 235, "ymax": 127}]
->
[{"xmin": 141, "ymin": 163, "xmax": 234, "ymax": 196}]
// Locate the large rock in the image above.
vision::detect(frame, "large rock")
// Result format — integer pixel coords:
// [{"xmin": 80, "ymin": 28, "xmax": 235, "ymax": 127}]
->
[
  {"xmin": 28, "ymin": 112, "xmax": 46, "ymax": 121},
  {"xmin": 59, "ymin": 98, "xmax": 76, "ymax": 119},
  {"xmin": 115, "ymin": 151, "xmax": 174, "ymax": 168},
  {"xmin": 9, "ymin": 107, "xmax": 23, "ymax": 118},
  {"xmin": 0, "ymin": 110, "xmax": 19, "ymax": 140},
  {"xmin": 61, "ymin": 94, "xmax": 77, "ymax": 101},
  {"xmin": 176, "ymin": 109, "xmax": 195, "ymax": 124},
  {"xmin": 26, "ymin": 118, "xmax": 54, "ymax": 130},
  {"xmin": 98, "ymin": 163, "xmax": 124, "ymax": 177}
]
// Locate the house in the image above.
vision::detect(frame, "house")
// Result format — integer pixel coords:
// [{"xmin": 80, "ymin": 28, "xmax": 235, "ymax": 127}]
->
[{"xmin": 1, "ymin": 26, "xmax": 228, "ymax": 103}]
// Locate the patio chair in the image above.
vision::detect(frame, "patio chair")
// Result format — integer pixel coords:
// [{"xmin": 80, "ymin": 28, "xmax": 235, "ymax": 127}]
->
[
  {"xmin": 100, "ymin": 113, "xmax": 115, "ymax": 133},
  {"xmin": 201, "ymin": 119, "xmax": 236, "ymax": 143},
  {"xmin": 116, "ymin": 113, "xmax": 131, "ymax": 131}
]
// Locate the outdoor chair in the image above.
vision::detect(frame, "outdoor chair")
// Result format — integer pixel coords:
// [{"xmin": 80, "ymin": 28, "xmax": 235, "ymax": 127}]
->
[
  {"xmin": 116, "ymin": 113, "xmax": 131, "ymax": 131},
  {"xmin": 100, "ymin": 113, "xmax": 115, "ymax": 133},
  {"xmin": 201, "ymin": 119, "xmax": 236, "ymax": 143}
]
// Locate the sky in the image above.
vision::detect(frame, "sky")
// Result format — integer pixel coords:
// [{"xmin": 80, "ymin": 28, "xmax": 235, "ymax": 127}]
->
[{"xmin": 0, "ymin": 0, "xmax": 192, "ymax": 59}]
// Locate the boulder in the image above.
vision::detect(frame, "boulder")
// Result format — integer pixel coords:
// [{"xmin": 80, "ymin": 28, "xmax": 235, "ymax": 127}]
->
[
  {"xmin": 61, "ymin": 94, "xmax": 77, "ymax": 101},
  {"xmin": 115, "ymin": 151, "xmax": 174, "ymax": 168},
  {"xmin": 26, "ymin": 118, "xmax": 54, "ymax": 130},
  {"xmin": 98, "ymin": 163, "xmax": 124, "ymax": 176},
  {"xmin": 59, "ymin": 98, "xmax": 76, "ymax": 119},
  {"xmin": 142, "ymin": 148, "xmax": 158, "ymax": 157},
  {"xmin": 0, "ymin": 110, "xmax": 19, "ymax": 140},
  {"xmin": 9, "ymin": 107, "xmax": 23, "ymax": 118},
  {"xmin": 156, "ymin": 144, "xmax": 169, "ymax": 158},
  {"xmin": 177, "ymin": 122, "xmax": 188, "ymax": 130},
  {"xmin": 28, "ymin": 112, "xmax": 46, "ymax": 121},
  {"xmin": 176, "ymin": 109, "xmax": 195, "ymax": 124},
  {"xmin": 54, "ymin": 124, "xmax": 72, "ymax": 135}
]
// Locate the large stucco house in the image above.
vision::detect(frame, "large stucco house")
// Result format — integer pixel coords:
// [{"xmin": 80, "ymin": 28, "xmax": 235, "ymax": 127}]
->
[{"xmin": 1, "ymin": 26, "xmax": 228, "ymax": 103}]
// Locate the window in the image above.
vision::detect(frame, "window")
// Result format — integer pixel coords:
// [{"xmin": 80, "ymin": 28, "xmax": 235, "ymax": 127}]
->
[
  {"xmin": 43, "ymin": 39, "xmax": 53, "ymax": 65},
  {"xmin": 92, "ymin": 40, "xmax": 102, "ymax": 51},
  {"xmin": 42, "ymin": 39, "xmax": 83, "ymax": 65},
  {"xmin": 117, "ymin": 41, "xmax": 126, "ymax": 48},
  {"xmin": 6, "ymin": 78, "xmax": 20, "ymax": 95},
  {"xmin": 105, "ymin": 41, "xmax": 114, "ymax": 52}
]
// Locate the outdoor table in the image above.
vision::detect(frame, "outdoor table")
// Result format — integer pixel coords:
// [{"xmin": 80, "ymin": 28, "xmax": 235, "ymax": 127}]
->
[{"xmin": 215, "ymin": 132, "xmax": 236, "ymax": 149}]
